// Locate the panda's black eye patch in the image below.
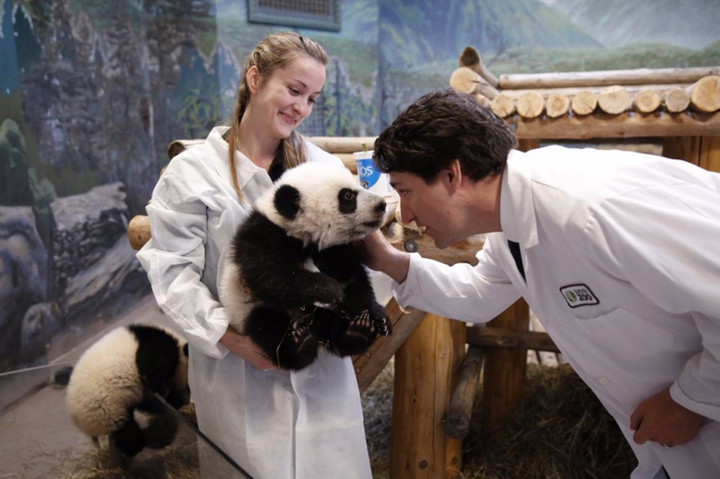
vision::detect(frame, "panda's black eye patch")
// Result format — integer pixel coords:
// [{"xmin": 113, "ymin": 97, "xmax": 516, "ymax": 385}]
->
[{"xmin": 338, "ymin": 188, "xmax": 357, "ymax": 214}]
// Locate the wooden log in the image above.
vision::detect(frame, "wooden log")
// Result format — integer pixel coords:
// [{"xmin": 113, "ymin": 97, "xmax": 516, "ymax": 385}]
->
[
  {"xmin": 516, "ymin": 91, "xmax": 544, "ymax": 119},
  {"xmin": 688, "ymin": 75, "xmax": 720, "ymax": 113},
  {"xmin": 308, "ymin": 136, "xmax": 377, "ymax": 154},
  {"xmin": 482, "ymin": 299, "xmax": 530, "ymax": 434},
  {"xmin": 597, "ymin": 85, "xmax": 630, "ymax": 114},
  {"xmin": 477, "ymin": 82, "xmax": 499, "ymax": 101},
  {"xmin": 449, "ymin": 67, "xmax": 480, "ymax": 95},
  {"xmin": 473, "ymin": 93, "xmax": 493, "ymax": 109},
  {"xmin": 632, "ymin": 89, "xmax": 661, "ymax": 113},
  {"xmin": 663, "ymin": 88, "xmax": 691, "ymax": 113},
  {"xmin": 333, "ymin": 153, "xmax": 357, "ymax": 173},
  {"xmin": 506, "ymin": 111, "xmax": 720, "ymax": 140},
  {"xmin": 128, "ymin": 215, "xmax": 151, "ymax": 251},
  {"xmin": 466, "ymin": 326, "xmax": 559, "ymax": 352},
  {"xmin": 545, "ymin": 93, "xmax": 570, "ymax": 118},
  {"xmin": 498, "ymin": 66, "xmax": 720, "ymax": 90},
  {"xmin": 497, "ymin": 83, "xmax": 691, "ymax": 101},
  {"xmin": 458, "ymin": 45, "xmax": 499, "ymax": 88},
  {"xmin": 517, "ymin": 139, "xmax": 540, "ymax": 152},
  {"xmin": 391, "ymin": 314, "xmax": 465, "ymax": 479},
  {"xmin": 571, "ymin": 90, "xmax": 598, "ymax": 116},
  {"xmin": 491, "ymin": 93, "xmax": 516, "ymax": 118},
  {"xmin": 443, "ymin": 345, "xmax": 485, "ymax": 439},
  {"xmin": 353, "ymin": 299, "xmax": 426, "ymax": 393}
]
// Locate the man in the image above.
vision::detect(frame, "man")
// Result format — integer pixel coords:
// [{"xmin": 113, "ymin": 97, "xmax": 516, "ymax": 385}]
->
[{"xmin": 360, "ymin": 89, "xmax": 720, "ymax": 478}]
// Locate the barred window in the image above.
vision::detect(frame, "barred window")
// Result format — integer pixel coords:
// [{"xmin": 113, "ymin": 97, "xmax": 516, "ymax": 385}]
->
[{"xmin": 248, "ymin": 0, "xmax": 340, "ymax": 31}]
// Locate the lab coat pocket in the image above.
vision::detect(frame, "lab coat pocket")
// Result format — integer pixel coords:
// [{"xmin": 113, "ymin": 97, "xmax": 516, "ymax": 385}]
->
[{"xmin": 579, "ymin": 308, "xmax": 674, "ymax": 360}]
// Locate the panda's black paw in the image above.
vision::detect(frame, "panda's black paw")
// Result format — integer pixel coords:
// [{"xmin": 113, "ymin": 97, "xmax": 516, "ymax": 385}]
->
[
  {"xmin": 310, "ymin": 279, "xmax": 345, "ymax": 307},
  {"xmin": 277, "ymin": 320, "xmax": 319, "ymax": 371},
  {"xmin": 368, "ymin": 302, "xmax": 392, "ymax": 337}
]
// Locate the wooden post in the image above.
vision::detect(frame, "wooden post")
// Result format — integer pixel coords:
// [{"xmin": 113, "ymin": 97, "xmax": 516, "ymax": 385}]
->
[
  {"xmin": 481, "ymin": 299, "xmax": 530, "ymax": 434},
  {"xmin": 391, "ymin": 314, "xmax": 465, "ymax": 479},
  {"xmin": 663, "ymin": 135, "xmax": 720, "ymax": 172}
]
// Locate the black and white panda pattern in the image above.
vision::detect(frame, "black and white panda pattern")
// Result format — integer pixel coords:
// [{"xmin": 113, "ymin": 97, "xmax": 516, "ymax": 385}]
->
[
  {"xmin": 219, "ymin": 162, "xmax": 392, "ymax": 371},
  {"xmin": 66, "ymin": 324, "xmax": 190, "ymax": 463}
]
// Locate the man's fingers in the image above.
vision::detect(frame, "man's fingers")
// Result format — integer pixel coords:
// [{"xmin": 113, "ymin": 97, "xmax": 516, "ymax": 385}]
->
[{"xmin": 629, "ymin": 409, "xmax": 643, "ymax": 431}]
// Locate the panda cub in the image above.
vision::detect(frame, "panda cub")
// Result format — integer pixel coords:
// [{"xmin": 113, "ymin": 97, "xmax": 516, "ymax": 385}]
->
[
  {"xmin": 66, "ymin": 324, "xmax": 190, "ymax": 464},
  {"xmin": 220, "ymin": 162, "xmax": 392, "ymax": 371}
]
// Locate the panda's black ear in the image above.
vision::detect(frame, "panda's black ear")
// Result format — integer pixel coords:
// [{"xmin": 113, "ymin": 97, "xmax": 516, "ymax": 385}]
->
[{"xmin": 274, "ymin": 184, "xmax": 301, "ymax": 220}]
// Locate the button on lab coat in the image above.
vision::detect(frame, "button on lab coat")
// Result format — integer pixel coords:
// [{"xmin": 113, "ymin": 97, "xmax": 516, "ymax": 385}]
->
[
  {"xmin": 137, "ymin": 127, "xmax": 372, "ymax": 478},
  {"xmin": 394, "ymin": 146, "xmax": 720, "ymax": 479}
]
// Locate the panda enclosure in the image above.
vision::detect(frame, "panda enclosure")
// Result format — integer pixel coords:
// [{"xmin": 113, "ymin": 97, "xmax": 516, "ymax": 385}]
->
[{"xmin": 127, "ymin": 49, "xmax": 720, "ymax": 479}]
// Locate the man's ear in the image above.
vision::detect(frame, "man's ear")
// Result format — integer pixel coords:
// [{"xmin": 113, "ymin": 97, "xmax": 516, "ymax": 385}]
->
[
  {"xmin": 246, "ymin": 66, "xmax": 259, "ymax": 93},
  {"xmin": 274, "ymin": 184, "xmax": 301, "ymax": 220},
  {"xmin": 445, "ymin": 159, "xmax": 463, "ymax": 190}
]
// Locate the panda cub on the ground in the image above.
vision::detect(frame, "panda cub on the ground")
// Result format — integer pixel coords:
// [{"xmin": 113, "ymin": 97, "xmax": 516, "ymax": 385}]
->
[
  {"xmin": 220, "ymin": 162, "xmax": 392, "ymax": 371},
  {"xmin": 66, "ymin": 324, "xmax": 190, "ymax": 466}
]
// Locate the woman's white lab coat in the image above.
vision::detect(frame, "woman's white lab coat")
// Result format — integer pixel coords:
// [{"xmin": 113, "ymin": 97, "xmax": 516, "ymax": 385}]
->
[
  {"xmin": 137, "ymin": 127, "xmax": 372, "ymax": 479},
  {"xmin": 394, "ymin": 146, "xmax": 720, "ymax": 479}
]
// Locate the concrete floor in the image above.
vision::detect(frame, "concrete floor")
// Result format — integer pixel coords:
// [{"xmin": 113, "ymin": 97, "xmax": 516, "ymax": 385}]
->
[{"xmin": 0, "ymin": 295, "xmax": 176, "ymax": 479}]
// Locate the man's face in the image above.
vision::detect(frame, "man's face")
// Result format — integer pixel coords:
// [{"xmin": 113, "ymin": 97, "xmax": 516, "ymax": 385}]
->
[{"xmin": 389, "ymin": 170, "xmax": 464, "ymax": 249}]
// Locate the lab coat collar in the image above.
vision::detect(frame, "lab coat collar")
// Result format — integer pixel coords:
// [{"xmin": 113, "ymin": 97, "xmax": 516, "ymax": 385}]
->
[
  {"xmin": 499, "ymin": 149, "xmax": 539, "ymax": 249},
  {"xmin": 204, "ymin": 127, "xmax": 269, "ymax": 194}
]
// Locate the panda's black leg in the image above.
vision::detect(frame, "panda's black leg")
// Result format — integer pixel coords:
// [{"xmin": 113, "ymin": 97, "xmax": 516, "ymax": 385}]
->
[
  {"xmin": 246, "ymin": 306, "xmax": 319, "ymax": 370},
  {"xmin": 109, "ymin": 415, "xmax": 145, "ymax": 468}
]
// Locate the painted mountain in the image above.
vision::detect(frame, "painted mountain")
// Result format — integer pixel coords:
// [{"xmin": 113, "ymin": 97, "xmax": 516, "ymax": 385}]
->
[{"xmin": 553, "ymin": 0, "xmax": 720, "ymax": 49}]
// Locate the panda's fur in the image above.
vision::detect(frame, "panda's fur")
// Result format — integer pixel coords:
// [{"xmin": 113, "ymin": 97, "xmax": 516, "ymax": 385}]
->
[
  {"xmin": 219, "ymin": 162, "xmax": 392, "ymax": 370},
  {"xmin": 66, "ymin": 324, "xmax": 190, "ymax": 462}
]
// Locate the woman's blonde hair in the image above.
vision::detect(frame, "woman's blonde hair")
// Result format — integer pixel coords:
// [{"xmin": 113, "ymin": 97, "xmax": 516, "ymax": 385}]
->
[{"xmin": 227, "ymin": 32, "xmax": 328, "ymax": 201}]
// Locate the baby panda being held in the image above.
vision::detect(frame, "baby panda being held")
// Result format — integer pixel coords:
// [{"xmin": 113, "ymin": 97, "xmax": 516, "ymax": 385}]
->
[{"xmin": 220, "ymin": 162, "xmax": 392, "ymax": 371}]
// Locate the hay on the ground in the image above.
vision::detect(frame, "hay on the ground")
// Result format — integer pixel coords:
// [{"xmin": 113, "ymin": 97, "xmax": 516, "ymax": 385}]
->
[{"xmin": 361, "ymin": 362, "xmax": 637, "ymax": 479}]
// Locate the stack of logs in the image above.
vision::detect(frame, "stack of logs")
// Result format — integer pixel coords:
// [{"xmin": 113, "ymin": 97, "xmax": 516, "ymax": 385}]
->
[{"xmin": 450, "ymin": 46, "xmax": 720, "ymax": 122}]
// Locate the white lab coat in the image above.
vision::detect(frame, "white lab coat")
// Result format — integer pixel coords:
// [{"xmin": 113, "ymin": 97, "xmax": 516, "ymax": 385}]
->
[
  {"xmin": 137, "ymin": 127, "xmax": 372, "ymax": 479},
  {"xmin": 394, "ymin": 146, "xmax": 720, "ymax": 479}
]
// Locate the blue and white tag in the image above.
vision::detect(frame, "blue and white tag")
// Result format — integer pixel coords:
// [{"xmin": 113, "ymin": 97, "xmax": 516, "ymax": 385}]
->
[{"xmin": 560, "ymin": 284, "xmax": 599, "ymax": 308}]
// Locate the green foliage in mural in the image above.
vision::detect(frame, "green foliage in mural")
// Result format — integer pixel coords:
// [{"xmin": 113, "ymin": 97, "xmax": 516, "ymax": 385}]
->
[
  {"xmin": 176, "ymin": 84, "xmax": 222, "ymax": 139},
  {"xmin": 0, "ymin": 118, "xmax": 32, "ymax": 206}
]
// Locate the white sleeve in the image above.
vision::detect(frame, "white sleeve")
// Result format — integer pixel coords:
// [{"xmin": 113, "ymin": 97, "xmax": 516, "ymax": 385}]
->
[
  {"xmin": 586, "ymin": 182, "xmax": 720, "ymax": 421},
  {"xmin": 136, "ymin": 163, "xmax": 230, "ymax": 360},
  {"xmin": 393, "ymin": 235, "xmax": 520, "ymax": 322}
]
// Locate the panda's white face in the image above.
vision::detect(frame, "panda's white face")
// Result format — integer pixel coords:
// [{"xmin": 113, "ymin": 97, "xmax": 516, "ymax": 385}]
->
[{"xmin": 256, "ymin": 163, "xmax": 387, "ymax": 249}]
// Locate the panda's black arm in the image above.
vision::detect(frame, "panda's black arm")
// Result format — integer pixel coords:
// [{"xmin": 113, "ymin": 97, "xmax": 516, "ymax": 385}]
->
[
  {"xmin": 237, "ymin": 246, "xmax": 345, "ymax": 308},
  {"xmin": 232, "ymin": 215, "xmax": 344, "ymax": 307},
  {"xmin": 313, "ymin": 245, "xmax": 378, "ymax": 314}
]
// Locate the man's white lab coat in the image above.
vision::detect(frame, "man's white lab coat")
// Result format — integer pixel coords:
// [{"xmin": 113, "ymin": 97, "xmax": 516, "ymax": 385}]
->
[
  {"xmin": 137, "ymin": 127, "xmax": 372, "ymax": 478},
  {"xmin": 394, "ymin": 146, "xmax": 720, "ymax": 479}
]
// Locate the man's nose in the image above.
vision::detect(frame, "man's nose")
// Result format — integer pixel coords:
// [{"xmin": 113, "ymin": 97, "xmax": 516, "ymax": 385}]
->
[{"xmin": 400, "ymin": 198, "xmax": 415, "ymax": 224}]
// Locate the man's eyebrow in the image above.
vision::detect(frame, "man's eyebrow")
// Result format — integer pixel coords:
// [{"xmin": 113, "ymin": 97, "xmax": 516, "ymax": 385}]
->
[{"xmin": 389, "ymin": 181, "xmax": 400, "ymax": 189}]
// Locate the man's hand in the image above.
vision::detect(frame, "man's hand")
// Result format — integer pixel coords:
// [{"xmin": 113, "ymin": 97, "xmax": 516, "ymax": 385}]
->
[
  {"xmin": 220, "ymin": 326, "xmax": 278, "ymax": 371},
  {"xmin": 355, "ymin": 230, "xmax": 411, "ymax": 284},
  {"xmin": 629, "ymin": 386, "xmax": 703, "ymax": 447}
]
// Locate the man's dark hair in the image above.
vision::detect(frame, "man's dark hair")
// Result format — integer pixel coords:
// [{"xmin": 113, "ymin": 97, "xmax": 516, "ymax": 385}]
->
[{"xmin": 374, "ymin": 89, "xmax": 516, "ymax": 182}]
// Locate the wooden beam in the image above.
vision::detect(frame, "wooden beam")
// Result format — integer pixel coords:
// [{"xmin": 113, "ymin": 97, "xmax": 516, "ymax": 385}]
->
[
  {"xmin": 507, "ymin": 111, "xmax": 720, "ymax": 140},
  {"xmin": 482, "ymin": 299, "xmax": 530, "ymax": 435},
  {"xmin": 466, "ymin": 326, "xmax": 559, "ymax": 353},
  {"xmin": 499, "ymin": 66, "xmax": 720, "ymax": 90},
  {"xmin": 353, "ymin": 299, "xmax": 426, "ymax": 393},
  {"xmin": 498, "ymin": 83, "xmax": 691, "ymax": 101},
  {"xmin": 458, "ymin": 45, "xmax": 499, "ymax": 88},
  {"xmin": 307, "ymin": 136, "xmax": 377, "ymax": 153},
  {"xmin": 391, "ymin": 314, "xmax": 465, "ymax": 479}
]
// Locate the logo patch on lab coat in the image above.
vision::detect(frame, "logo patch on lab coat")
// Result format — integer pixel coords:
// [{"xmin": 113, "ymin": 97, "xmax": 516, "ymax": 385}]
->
[{"xmin": 560, "ymin": 284, "xmax": 599, "ymax": 308}]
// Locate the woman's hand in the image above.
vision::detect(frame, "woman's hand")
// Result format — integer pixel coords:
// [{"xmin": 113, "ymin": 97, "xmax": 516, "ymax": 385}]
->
[
  {"xmin": 355, "ymin": 230, "xmax": 411, "ymax": 284},
  {"xmin": 220, "ymin": 326, "xmax": 278, "ymax": 371}
]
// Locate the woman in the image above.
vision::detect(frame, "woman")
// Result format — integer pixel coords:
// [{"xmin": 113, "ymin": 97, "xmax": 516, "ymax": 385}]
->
[{"xmin": 137, "ymin": 32, "xmax": 372, "ymax": 479}]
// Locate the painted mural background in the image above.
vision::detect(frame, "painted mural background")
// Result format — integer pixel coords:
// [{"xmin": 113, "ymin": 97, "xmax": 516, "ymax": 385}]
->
[{"xmin": 0, "ymin": 0, "xmax": 718, "ymax": 389}]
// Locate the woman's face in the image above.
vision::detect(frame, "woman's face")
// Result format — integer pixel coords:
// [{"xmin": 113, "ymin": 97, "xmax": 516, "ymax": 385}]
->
[{"xmin": 247, "ymin": 55, "xmax": 326, "ymax": 140}]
